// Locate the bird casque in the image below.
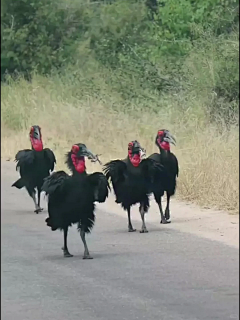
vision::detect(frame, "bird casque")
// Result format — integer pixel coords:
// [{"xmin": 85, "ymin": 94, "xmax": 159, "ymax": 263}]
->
[
  {"xmin": 149, "ymin": 129, "xmax": 179, "ymax": 223},
  {"xmin": 103, "ymin": 140, "xmax": 164, "ymax": 233},
  {"xmin": 42, "ymin": 143, "xmax": 110, "ymax": 259},
  {"xmin": 12, "ymin": 125, "xmax": 56, "ymax": 213}
]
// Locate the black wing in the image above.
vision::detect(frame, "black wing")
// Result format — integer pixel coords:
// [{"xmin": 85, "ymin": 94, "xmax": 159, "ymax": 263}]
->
[
  {"xmin": 148, "ymin": 152, "xmax": 160, "ymax": 162},
  {"xmin": 150, "ymin": 152, "xmax": 179, "ymax": 178},
  {"xmin": 88, "ymin": 172, "xmax": 110, "ymax": 203},
  {"xmin": 139, "ymin": 158, "xmax": 165, "ymax": 190},
  {"xmin": 43, "ymin": 148, "xmax": 56, "ymax": 172},
  {"xmin": 103, "ymin": 160, "xmax": 127, "ymax": 184},
  {"xmin": 172, "ymin": 154, "xmax": 179, "ymax": 177},
  {"xmin": 41, "ymin": 171, "xmax": 70, "ymax": 195},
  {"xmin": 15, "ymin": 149, "xmax": 35, "ymax": 171}
]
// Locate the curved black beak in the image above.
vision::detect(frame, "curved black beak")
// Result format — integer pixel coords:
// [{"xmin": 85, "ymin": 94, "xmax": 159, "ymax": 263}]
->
[
  {"xmin": 77, "ymin": 146, "xmax": 102, "ymax": 164},
  {"xmin": 78, "ymin": 145, "xmax": 94, "ymax": 158},
  {"xmin": 132, "ymin": 141, "xmax": 146, "ymax": 158},
  {"xmin": 32, "ymin": 126, "xmax": 41, "ymax": 140},
  {"xmin": 163, "ymin": 132, "xmax": 176, "ymax": 145}
]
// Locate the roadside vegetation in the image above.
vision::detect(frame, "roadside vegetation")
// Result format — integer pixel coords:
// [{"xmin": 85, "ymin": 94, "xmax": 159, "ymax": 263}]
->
[{"xmin": 1, "ymin": 0, "xmax": 239, "ymax": 212}]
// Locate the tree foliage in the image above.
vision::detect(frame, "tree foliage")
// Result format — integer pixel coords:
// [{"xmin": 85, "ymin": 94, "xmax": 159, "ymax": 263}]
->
[{"xmin": 1, "ymin": 0, "xmax": 239, "ymax": 122}]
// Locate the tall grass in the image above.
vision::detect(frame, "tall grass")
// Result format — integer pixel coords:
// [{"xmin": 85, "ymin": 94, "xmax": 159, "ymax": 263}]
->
[{"xmin": 1, "ymin": 66, "xmax": 239, "ymax": 213}]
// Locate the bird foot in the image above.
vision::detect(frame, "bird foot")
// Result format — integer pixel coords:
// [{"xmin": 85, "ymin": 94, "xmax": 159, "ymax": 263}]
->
[
  {"xmin": 62, "ymin": 247, "xmax": 73, "ymax": 257},
  {"xmin": 140, "ymin": 228, "xmax": 148, "ymax": 233},
  {"xmin": 160, "ymin": 219, "xmax": 171, "ymax": 224},
  {"xmin": 128, "ymin": 227, "xmax": 136, "ymax": 232},
  {"xmin": 34, "ymin": 207, "xmax": 43, "ymax": 214},
  {"xmin": 165, "ymin": 211, "xmax": 170, "ymax": 220},
  {"xmin": 83, "ymin": 255, "xmax": 93, "ymax": 260}
]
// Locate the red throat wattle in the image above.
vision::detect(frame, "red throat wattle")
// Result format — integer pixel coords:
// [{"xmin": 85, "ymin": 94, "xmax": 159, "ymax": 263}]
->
[
  {"xmin": 157, "ymin": 131, "xmax": 170, "ymax": 151},
  {"xmin": 71, "ymin": 154, "xmax": 86, "ymax": 173},
  {"xmin": 159, "ymin": 141, "xmax": 170, "ymax": 151},
  {"xmin": 128, "ymin": 149, "xmax": 141, "ymax": 167},
  {"xmin": 30, "ymin": 138, "xmax": 43, "ymax": 151}
]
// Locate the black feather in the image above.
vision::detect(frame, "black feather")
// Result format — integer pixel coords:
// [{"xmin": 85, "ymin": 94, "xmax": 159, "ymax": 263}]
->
[
  {"xmin": 43, "ymin": 169, "xmax": 109, "ymax": 234},
  {"xmin": 12, "ymin": 178, "xmax": 25, "ymax": 189},
  {"xmin": 15, "ymin": 149, "xmax": 35, "ymax": 171},
  {"xmin": 148, "ymin": 148, "xmax": 179, "ymax": 222},
  {"xmin": 103, "ymin": 157, "xmax": 163, "ymax": 211},
  {"xmin": 149, "ymin": 152, "xmax": 179, "ymax": 197},
  {"xmin": 87, "ymin": 172, "xmax": 111, "ymax": 202},
  {"xmin": 65, "ymin": 151, "xmax": 75, "ymax": 173},
  {"xmin": 42, "ymin": 171, "xmax": 69, "ymax": 195},
  {"xmin": 104, "ymin": 160, "xmax": 127, "ymax": 184},
  {"xmin": 43, "ymin": 148, "xmax": 56, "ymax": 172},
  {"xmin": 12, "ymin": 146, "xmax": 57, "ymax": 209},
  {"xmin": 138, "ymin": 158, "xmax": 165, "ymax": 188}
]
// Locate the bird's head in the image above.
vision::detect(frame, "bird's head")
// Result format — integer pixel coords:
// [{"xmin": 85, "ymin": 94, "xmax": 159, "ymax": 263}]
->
[
  {"xmin": 155, "ymin": 129, "xmax": 176, "ymax": 152},
  {"xmin": 128, "ymin": 140, "xmax": 146, "ymax": 167},
  {"xmin": 29, "ymin": 125, "xmax": 43, "ymax": 151},
  {"xmin": 66, "ymin": 143, "xmax": 99, "ymax": 174}
]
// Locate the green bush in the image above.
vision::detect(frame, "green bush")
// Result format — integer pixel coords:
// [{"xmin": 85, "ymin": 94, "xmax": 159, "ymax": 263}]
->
[
  {"xmin": 1, "ymin": 0, "xmax": 89, "ymax": 78},
  {"xmin": 1, "ymin": 0, "xmax": 239, "ymax": 124}
]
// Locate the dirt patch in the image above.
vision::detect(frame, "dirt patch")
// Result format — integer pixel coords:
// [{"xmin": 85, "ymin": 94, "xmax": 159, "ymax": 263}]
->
[{"xmin": 98, "ymin": 194, "xmax": 239, "ymax": 248}]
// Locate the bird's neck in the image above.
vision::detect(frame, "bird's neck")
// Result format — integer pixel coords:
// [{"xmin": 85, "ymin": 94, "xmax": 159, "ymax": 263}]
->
[
  {"xmin": 32, "ymin": 149, "xmax": 45, "ymax": 160},
  {"xmin": 127, "ymin": 153, "xmax": 141, "ymax": 167},
  {"xmin": 158, "ymin": 147, "xmax": 169, "ymax": 158},
  {"xmin": 72, "ymin": 170, "xmax": 87, "ymax": 178},
  {"xmin": 126, "ymin": 157, "xmax": 141, "ymax": 175}
]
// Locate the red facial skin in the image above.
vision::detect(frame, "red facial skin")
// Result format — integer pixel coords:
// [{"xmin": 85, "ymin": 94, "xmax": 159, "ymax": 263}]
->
[
  {"xmin": 71, "ymin": 145, "xmax": 86, "ymax": 173},
  {"xmin": 157, "ymin": 130, "xmax": 170, "ymax": 151},
  {"xmin": 128, "ymin": 142, "xmax": 141, "ymax": 167},
  {"xmin": 30, "ymin": 127, "xmax": 43, "ymax": 151}
]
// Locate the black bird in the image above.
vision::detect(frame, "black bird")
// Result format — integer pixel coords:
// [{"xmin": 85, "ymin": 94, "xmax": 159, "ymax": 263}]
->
[
  {"xmin": 42, "ymin": 143, "xmax": 110, "ymax": 259},
  {"xmin": 149, "ymin": 129, "xmax": 179, "ymax": 223},
  {"xmin": 103, "ymin": 140, "xmax": 164, "ymax": 233},
  {"xmin": 12, "ymin": 125, "xmax": 56, "ymax": 213}
]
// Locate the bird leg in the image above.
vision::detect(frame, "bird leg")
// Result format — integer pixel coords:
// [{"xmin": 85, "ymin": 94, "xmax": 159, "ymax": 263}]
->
[
  {"xmin": 80, "ymin": 227, "xmax": 93, "ymax": 260},
  {"xmin": 139, "ymin": 204, "xmax": 148, "ymax": 233},
  {"xmin": 31, "ymin": 191, "xmax": 41, "ymax": 214},
  {"xmin": 62, "ymin": 227, "xmax": 73, "ymax": 257},
  {"xmin": 35, "ymin": 187, "xmax": 43, "ymax": 213},
  {"xmin": 127, "ymin": 207, "xmax": 136, "ymax": 232},
  {"xmin": 159, "ymin": 197, "xmax": 171, "ymax": 224},
  {"xmin": 165, "ymin": 193, "xmax": 171, "ymax": 221}
]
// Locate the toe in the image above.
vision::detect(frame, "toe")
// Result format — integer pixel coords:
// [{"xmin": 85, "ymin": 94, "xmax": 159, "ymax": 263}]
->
[
  {"xmin": 161, "ymin": 219, "xmax": 171, "ymax": 224},
  {"xmin": 62, "ymin": 248, "xmax": 73, "ymax": 257},
  {"xmin": 34, "ymin": 208, "xmax": 43, "ymax": 214},
  {"xmin": 140, "ymin": 229, "xmax": 148, "ymax": 233}
]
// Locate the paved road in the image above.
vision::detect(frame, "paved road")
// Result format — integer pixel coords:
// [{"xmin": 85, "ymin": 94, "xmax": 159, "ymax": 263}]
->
[{"xmin": 1, "ymin": 165, "xmax": 239, "ymax": 320}]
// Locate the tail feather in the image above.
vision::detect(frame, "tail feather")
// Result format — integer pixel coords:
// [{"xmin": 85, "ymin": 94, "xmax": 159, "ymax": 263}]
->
[
  {"xmin": 45, "ymin": 217, "xmax": 57, "ymax": 231},
  {"xmin": 12, "ymin": 178, "xmax": 25, "ymax": 189}
]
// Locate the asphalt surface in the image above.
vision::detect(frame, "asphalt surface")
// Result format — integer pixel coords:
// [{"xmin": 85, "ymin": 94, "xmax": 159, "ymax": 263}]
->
[{"xmin": 1, "ymin": 165, "xmax": 239, "ymax": 320}]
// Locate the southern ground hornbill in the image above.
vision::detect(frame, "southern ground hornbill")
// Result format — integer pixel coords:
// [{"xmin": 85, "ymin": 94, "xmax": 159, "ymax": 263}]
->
[
  {"xmin": 12, "ymin": 125, "xmax": 56, "ymax": 213},
  {"xmin": 42, "ymin": 143, "xmax": 110, "ymax": 259},
  {"xmin": 103, "ymin": 140, "xmax": 164, "ymax": 233},
  {"xmin": 149, "ymin": 129, "xmax": 179, "ymax": 224}
]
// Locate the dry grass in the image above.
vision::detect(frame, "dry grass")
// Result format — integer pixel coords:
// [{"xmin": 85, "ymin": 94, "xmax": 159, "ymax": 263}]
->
[{"xmin": 1, "ymin": 75, "xmax": 239, "ymax": 213}]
